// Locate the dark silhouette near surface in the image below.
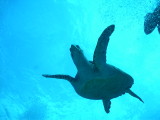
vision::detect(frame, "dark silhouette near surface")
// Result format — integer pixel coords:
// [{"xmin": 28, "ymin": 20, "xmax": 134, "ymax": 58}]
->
[{"xmin": 144, "ymin": 3, "xmax": 160, "ymax": 34}]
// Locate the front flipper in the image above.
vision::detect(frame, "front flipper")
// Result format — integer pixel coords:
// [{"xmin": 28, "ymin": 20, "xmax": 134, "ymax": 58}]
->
[
  {"xmin": 93, "ymin": 25, "xmax": 115, "ymax": 69},
  {"xmin": 42, "ymin": 74, "xmax": 76, "ymax": 82},
  {"xmin": 102, "ymin": 99, "xmax": 111, "ymax": 113}
]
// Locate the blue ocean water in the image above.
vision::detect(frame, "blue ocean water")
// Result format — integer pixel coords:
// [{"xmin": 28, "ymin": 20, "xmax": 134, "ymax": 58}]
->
[{"xmin": 0, "ymin": 0, "xmax": 160, "ymax": 119}]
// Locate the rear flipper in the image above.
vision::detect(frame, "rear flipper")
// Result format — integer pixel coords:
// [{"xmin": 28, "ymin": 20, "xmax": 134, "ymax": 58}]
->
[
  {"xmin": 126, "ymin": 89, "xmax": 144, "ymax": 103},
  {"xmin": 42, "ymin": 74, "xmax": 76, "ymax": 82},
  {"xmin": 144, "ymin": 13, "xmax": 158, "ymax": 34},
  {"xmin": 102, "ymin": 99, "xmax": 111, "ymax": 113}
]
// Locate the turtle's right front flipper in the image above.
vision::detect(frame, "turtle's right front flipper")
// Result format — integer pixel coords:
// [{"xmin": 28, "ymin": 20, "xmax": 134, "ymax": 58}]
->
[
  {"xmin": 42, "ymin": 74, "xmax": 76, "ymax": 82},
  {"xmin": 93, "ymin": 25, "xmax": 115, "ymax": 69}
]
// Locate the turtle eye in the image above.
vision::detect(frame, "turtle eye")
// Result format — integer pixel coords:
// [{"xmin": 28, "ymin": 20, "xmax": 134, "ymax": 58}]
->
[{"xmin": 76, "ymin": 45, "xmax": 80, "ymax": 49}]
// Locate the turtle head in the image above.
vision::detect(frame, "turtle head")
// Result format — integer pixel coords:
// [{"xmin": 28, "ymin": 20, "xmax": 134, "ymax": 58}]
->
[
  {"xmin": 70, "ymin": 44, "xmax": 83, "ymax": 56},
  {"xmin": 70, "ymin": 44, "xmax": 89, "ymax": 70}
]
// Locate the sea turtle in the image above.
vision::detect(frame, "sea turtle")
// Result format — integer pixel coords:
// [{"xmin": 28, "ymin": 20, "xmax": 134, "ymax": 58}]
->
[
  {"xmin": 42, "ymin": 25, "xmax": 143, "ymax": 113},
  {"xmin": 144, "ymin": 3, "xmax": 160, "ymax": 34}
]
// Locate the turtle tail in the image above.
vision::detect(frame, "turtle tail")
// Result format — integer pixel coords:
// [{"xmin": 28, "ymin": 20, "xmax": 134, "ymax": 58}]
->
[
  {"xmin": 126, "ymin": 89, "xmax": 144, "ymax": 103},
  {"xmin": 42, "ymin": 74, "xmax": 75, "ymax": 82}
]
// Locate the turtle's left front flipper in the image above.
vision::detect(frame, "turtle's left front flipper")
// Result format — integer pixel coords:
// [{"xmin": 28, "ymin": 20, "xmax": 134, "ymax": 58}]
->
[
  {"xmin": 102, "ymin": 99, "xmax": 111, "ymax": 113},
  {"xmin": 42, "ymin": 74, "xmax": 76, "ymax": 82}
]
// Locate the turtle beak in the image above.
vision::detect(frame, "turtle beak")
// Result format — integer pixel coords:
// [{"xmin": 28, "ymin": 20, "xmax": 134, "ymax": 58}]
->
[
  {"xmin": 70, "ymin": 44, "xmax": 83, "ymax": 55},
  {"xmin": 70, "ymin": 45, "xmax": 76, "ymax": 58},
  {"xmin": 70, "ymin": 44, "xmax": 79, "ymax": 52},
  {"xmin": 70, "ymin": 44, "xmax": 75, "ymax": 52}
]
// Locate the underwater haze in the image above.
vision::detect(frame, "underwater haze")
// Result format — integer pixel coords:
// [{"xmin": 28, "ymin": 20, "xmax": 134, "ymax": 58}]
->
[{"xmin": 0, "ymin": 0, "xmax": 160, "ymax": 119}]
